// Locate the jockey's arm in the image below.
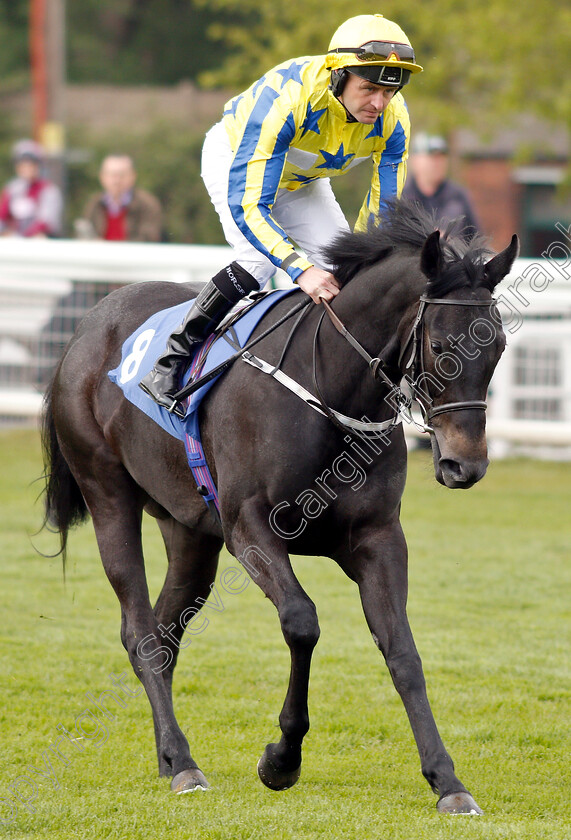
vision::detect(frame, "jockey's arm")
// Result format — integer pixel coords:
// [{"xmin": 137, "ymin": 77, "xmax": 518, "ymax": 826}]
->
[{"xmin": 354, "ymin": 93, "xmax": 410, "ymax": 232}]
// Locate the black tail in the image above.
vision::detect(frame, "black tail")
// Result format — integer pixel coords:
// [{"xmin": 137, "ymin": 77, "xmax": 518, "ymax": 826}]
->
[{"xmin": 41, "ymin": 379, "xmax": 89, "ymax": 569}]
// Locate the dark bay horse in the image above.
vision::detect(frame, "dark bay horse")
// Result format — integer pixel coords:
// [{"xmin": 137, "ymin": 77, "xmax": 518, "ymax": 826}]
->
[{"xmin": 41, "ymin": 202, "xmax": 518, "ymax": 813}]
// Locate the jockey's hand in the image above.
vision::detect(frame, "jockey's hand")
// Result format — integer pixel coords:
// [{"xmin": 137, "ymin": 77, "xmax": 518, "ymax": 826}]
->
[{"xmin": 296, "ymin": 266, "xmax": 340, "ymax": 304}]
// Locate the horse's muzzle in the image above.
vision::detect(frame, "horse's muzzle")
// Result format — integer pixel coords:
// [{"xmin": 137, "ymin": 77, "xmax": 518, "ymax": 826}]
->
[
  {"xmin": 430, "ymin": 431, "xmax": 489, "ymax": 489},
  {"xmin": 436, "ymin": 455, "xmax": 489, "ymax": 489}
]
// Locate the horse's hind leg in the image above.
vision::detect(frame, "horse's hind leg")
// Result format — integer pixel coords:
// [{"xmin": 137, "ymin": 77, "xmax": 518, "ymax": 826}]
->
[
  {"xmin": 227, "ymin": 506, "xmax": 320, "ymax": 790},
  {"xmin": 57, "ymin": 427, "xmax": 206, "ymax": 790},
  {"xmin": 346, "ymin": 522, "xmax": 482, "ymax": 814},
  {"xmin": 150, "ymin": 515, "xmax": 222, "ymax": 790}
]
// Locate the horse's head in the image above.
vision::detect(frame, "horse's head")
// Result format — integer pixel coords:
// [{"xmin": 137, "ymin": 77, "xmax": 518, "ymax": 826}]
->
[
  {"xmin": 324, "ymin": 200, "xmax": 519, "ymax": 489},
  {"xmin": 405, "ymin": 230, "xmax": 519, "ymax": 488}
]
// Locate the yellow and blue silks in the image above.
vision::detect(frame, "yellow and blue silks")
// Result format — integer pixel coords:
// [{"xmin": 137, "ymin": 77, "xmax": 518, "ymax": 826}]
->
[{"xmin": 222, "ymin": 55, "xmax": 410, "ymax": 281}]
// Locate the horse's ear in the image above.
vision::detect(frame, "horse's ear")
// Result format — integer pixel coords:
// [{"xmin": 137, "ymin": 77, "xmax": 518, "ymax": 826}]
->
[
  {"xmin": 483, "ymin": 234, "xmax": 520, "ymax": 291},
  {"xmin": 420, "ymin": 230, "xmax": 443, "ymax": 281}
]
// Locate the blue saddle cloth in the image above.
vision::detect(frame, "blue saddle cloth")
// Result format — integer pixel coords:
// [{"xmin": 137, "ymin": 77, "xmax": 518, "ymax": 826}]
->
[{"xmin": 108, "ymin": 287, "xmax": 297, "ymax": 515}]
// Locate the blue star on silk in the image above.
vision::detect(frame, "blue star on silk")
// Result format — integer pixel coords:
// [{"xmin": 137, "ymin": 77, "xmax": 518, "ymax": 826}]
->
[
  {"xmin": 276, "ymin": 61, "xmax": 309, "ymax": 89},
  {"xmin": 290, "ymin": 173, "xmax": 319, "ymax": 184},
  {"xmin": 252, "ymin": 75, "xmax": 267, "ymax": 98},
  {"xmin": 317, "ymin": 144, "xmax": 354, "ymax": 171},
  {"xmin": 365, "ymin": 117, "xmax": 384, "ymax": 139},
  {"xmin": 223, "ymin": 95, "xmax": 243, "ymax": 118},
  {"xmin": 300, "ymin": 103, "xmax": 327, "ymax": 137}
]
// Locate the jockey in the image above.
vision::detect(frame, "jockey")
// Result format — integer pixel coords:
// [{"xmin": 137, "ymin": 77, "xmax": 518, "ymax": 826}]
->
[{"xmin": 140, "ymin": 13, "xmax": 422, "ymax": 416}]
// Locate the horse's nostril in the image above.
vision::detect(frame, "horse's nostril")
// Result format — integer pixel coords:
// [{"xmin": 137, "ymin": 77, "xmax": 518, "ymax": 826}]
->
[
  {"xmin": 438, "ymin": 458, "xmax": 488, "ymax": 488},
  {"xmin": 439, "ymin": 459, "xmax": 465, "ymax": 482}
]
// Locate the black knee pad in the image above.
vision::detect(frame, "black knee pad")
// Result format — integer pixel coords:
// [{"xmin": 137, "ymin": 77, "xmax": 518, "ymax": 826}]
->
[{"xmin": 212, "ymin": 262, "xmax": 260, "ymax": 303}]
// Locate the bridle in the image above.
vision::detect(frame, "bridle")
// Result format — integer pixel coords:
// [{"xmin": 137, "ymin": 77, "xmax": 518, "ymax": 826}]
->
[
  {"xmin": 397, "ymin": 295, "xmax": 496, "ymax": 431},
  {"xmin": 316, "ymin": 295, "xmax": 496, "ymax": 435}
]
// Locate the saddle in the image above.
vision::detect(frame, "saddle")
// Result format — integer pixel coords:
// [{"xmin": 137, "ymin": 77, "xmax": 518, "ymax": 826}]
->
[{"xmin": 108, "ymin": 288, "xmax": 298, "ymax": 521}]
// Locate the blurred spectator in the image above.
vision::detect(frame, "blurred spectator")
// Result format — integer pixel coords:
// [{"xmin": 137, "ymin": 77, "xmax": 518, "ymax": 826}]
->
[
  {"xmin": 38, "ymin": 155, "xmax": 162, "ymax": 385},
  {"xmin": 77, "ymin": 154, "xmax": 163, "ymax": 242},
  {"xmin": 403, "ymin": 133, "xmax": 480, "ymax": 240},
  {"xmin": 0, "ymin": 139, "xmax": 63, "ymax": 238}
]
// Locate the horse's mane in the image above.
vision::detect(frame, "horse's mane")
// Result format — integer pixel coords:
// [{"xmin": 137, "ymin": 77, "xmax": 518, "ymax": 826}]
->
[{"xmin": 324, "ymin": 198, "xmax": 494, "ymax": 296}]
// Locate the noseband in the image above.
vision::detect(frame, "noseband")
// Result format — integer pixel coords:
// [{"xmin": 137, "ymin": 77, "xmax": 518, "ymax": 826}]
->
[
  {"xmin": 397, "ymin": 296, "xmax": 494, "ymax": 430},
  {"xmin": 320, "ymin": 295, "xmax": 495, "ymax": 434}
]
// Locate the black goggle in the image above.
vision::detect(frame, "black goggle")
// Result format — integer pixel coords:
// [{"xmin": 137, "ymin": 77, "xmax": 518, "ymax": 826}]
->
[{"xmin": 332, "ymin": 41, "xmax": 416, "ymax": 64}]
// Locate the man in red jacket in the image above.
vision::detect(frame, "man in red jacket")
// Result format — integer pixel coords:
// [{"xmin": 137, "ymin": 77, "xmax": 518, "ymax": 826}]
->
[{"xmin": 79, "ymin": 154, "xmax": 163, "ymax": 242}]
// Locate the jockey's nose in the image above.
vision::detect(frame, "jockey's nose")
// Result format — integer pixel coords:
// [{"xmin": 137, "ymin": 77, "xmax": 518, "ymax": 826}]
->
[{"xmin": 371, "ymin": 89, "xmax": 392, "ymax": 111}]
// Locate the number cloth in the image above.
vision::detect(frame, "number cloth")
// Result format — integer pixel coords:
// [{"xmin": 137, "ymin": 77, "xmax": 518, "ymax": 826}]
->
[{"xmin": 108, "ymin": 289, "xmax": 297, "ymax": 512}]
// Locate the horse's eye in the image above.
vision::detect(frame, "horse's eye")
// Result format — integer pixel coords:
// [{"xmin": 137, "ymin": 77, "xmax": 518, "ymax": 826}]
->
[{"xmin": 430, "ymin": 340, "xmax": 443, "ymax": 355}]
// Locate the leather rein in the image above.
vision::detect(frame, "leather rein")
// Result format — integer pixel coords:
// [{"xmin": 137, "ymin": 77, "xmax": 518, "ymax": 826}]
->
[{"xmin": 317, "ymin": 295, "xmax": 495, "ymax": 435}]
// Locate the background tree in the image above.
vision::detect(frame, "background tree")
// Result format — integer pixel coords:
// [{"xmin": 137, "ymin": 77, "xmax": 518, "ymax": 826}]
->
[
  {"xmin": 0, "ymin": 0, "xmax": 567, "ymax": 240},
  {"xmin": 1, "ymin": 0, "xmax": 568, "ymax": 133},
  {"xmin": 196, "ymin": 0, "xmax": 570, "ymax": 138},
  {"xmin": 0, "ymin": 0, "xmax": 29, "ymax": 90},
  {"xmin": 66, "ymin": 0, "xmax": 247, "ymax": 85},
  {"xmin": 0, "ymin": 0, "xmax": 250, "ymax": 89}
]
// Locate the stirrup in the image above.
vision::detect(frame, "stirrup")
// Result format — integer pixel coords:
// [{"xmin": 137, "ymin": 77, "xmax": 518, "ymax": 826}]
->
[
  {"xmin": 139, "ymin": 378, "xmax": 187, "ymax": 418},
  {"xmin": 165, "ymin": 398, "xmax": 186, "ymax": 419}
]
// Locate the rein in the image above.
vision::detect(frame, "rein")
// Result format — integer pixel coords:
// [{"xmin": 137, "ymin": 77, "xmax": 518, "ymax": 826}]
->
[
  {"xmin": 311, "ymin": 301, "xmax": 405, "ymax": 436},
  {"xmin": 243, "ymin": 300, "xmax": 401, "ymax": 437}
]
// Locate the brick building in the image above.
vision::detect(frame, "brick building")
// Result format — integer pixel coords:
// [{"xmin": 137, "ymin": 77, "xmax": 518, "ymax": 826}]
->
[{"xmin": 455, "ymin": 117, "xmax": 570, "ymax": 256}]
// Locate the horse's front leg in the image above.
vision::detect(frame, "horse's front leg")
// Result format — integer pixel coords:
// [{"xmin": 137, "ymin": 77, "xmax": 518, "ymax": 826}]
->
[
  {"xmin": 227, "ymin": 504, "xmax": 320, "ymax": 790},
  {"xmin": 257, "ymin": 593, "xmax": 319, "ymax": 791},
  {"xmin": 344, "ymin": 521, "xmax": 483, "ymax": 814}
]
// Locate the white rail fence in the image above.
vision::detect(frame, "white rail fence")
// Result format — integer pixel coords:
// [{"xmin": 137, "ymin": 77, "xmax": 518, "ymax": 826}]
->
[{"xmin": 1, "ymin": 238, "xmax": 570, "ymax": 456}]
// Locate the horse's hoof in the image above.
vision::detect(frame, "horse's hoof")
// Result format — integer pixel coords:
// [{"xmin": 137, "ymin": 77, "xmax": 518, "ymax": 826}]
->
[
  {"xmin": 437, "ymin": 792, "xmax": 483, "ymax": 815},
  {"xmin": 257, "ymin": 750, "xmax": 301, "ymax": 791},
  {"xmin": 171, "ymin": 768, "xmax": 210, "ymax": 794}
]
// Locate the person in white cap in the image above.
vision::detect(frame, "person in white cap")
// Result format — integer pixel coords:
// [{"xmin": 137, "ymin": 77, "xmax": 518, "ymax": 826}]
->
[
  {"xmin": 402, "ymin": 132, "xmax": 480, "ymax": 240},
  {"xmin": 0, "ymin": 139, "xmax": 63, "ymax": 237}
]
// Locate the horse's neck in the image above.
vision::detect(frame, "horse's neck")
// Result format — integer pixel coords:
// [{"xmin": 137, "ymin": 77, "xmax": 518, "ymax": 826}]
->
[
  {"xmin": 305, "ymin": 256, "xmax": 423, "ymax": 419},
  {"xmin": 334, "ymin": 254, "xmax": 423, "ymax": 348}
]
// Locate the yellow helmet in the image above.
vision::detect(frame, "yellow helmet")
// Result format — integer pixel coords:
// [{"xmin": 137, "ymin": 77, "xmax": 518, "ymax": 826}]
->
[{"xmin": 327, "ymin": 14, "xmax": 423, "ymax": 89}]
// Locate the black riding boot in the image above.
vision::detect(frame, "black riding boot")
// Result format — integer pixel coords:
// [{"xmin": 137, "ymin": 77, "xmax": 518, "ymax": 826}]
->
[{"xmin": 139, "ymin": 262, "xmax": 258, "ymax": 417}]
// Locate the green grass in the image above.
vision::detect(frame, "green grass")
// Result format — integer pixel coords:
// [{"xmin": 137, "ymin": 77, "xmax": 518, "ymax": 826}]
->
[{"xmin": 0, "ymin": 428, "xmax": 569, "ymax": 839}]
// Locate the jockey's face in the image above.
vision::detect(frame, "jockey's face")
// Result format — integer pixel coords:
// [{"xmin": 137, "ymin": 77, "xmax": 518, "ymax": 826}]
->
[{"xmin": 339, "ymin": 73, "xmax": 397, "ymax": 124}]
